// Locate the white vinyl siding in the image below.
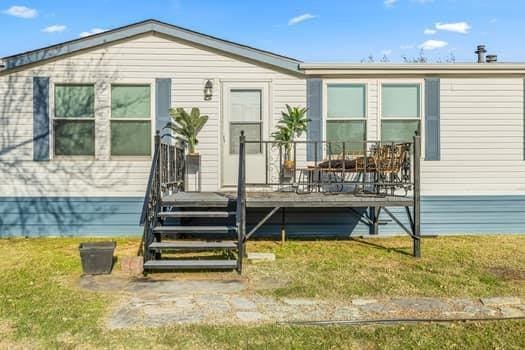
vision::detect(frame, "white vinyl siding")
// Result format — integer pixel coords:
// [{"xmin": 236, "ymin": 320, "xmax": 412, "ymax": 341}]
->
[
  {"xmin": 420, "ymin": 78, "xmax": 525, "ymax": 195},
  {"xmin": 0, "ymin": 33, "xmax": 306, "ymax": 195}
]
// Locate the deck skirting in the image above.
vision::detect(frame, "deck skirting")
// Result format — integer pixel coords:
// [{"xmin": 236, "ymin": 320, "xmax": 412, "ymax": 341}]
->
[{"xmin": 1, "ymin": 195, "xmax": 525, "ymax": 236}]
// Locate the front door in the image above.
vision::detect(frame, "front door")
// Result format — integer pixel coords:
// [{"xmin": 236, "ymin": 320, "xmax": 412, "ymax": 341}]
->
[{"xmin": 221, "ymin": 82, "xmax": 269, "ymax": 187}]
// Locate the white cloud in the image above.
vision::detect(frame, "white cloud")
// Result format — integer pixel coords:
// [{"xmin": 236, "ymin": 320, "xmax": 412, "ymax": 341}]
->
[
  {"xmin": 42, "ymin": 25, "xmax": 66, "ymax": 33},
  {"xmin": 3, "ymin": 5, "xmax": 37, "ymax": 19},
  {"xmin": 288, "ymin": 13, "xmax": 317, "ymax": 26},
  {"xmin": 384, "ymin": 0, "xmax": 398, "ymax": 7},
  {"xmin": 424, "ymin": 28, "xmax": 437, "ymax": 35},
  {"xmin": 419, "ymin": 39, "xmax": 448, "ymax": 50},
  {"xmin": 435, "ymin": 21, "xmax": 471, "ymax": 34},
  {"xmin": 489, "ymin": 18, "xmax": 498, "ymax": 24},
  {"xmin": 381, "ymin": 49, "xmax": 393, "ymax": 56},
  {"xmin": 79, "ymin": 28, "xmax": 108, "ymax": 37}
]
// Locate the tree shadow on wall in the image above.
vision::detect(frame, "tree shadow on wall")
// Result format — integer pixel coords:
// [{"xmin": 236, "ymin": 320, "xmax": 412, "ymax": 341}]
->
[{"xmin": 0, "ymin": 51, "xmax": 145, "ymax": 237}]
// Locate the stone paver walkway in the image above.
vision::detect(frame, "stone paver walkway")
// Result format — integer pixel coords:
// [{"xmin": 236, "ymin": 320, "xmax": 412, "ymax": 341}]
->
[{"xmin": 79, "ymin": 276, "xmax": 525, "ymax": 329}]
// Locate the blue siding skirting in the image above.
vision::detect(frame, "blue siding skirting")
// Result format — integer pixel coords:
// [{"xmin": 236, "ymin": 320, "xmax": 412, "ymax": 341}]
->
[
  {"xmin": 1, "ymin": 196, "xmax": 525, "ymax": 237},
  {"xmin": 0, "ymin": 197, "xmax": 143, "ymax": 236}
]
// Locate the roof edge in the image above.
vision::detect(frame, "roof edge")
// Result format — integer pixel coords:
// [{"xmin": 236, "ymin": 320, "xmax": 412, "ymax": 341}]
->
[
  {"xmin": 2, "ymin": 19, "xmax": 302, "ymax": 74},
  {"xmin": 301, "ymin": 62, "xmax": 525, "ymax": 71}
]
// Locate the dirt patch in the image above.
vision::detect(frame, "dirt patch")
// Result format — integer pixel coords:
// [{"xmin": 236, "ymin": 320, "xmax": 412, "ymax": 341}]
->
[
  {"xmin": 0, "ymin": 320, "xmax": 39, "ymax": 349},
  {"xmin": 489, "ymin": 267, "xmax": 525, "ymax": 281}
]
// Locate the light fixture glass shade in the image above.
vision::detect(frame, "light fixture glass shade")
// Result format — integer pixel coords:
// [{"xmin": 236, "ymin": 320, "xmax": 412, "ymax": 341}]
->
[{"xmin": 204, "ymin": 80, "xmax": 213, "ymax": 100}]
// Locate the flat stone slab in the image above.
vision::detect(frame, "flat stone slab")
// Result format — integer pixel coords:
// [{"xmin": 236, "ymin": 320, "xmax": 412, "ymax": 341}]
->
[
  {"xmin": 499, "ymin": 306, "xmax": 525, "ymax": 318},
  {"xmin": 103, "ymin": 276, "xmax": 525, "ymax": 329},
  {"xmin": 247, "ymin": 252, "xmax": 276, "ymax": 262},
  {"xmin": 236, "ymin": 311, "xmax": 266, "ymax": 322},
  {"xmin": 352, "ymin": 298, "xmax": 378, "ymax": 306},
  {"xmin": 481, "ymin": 297, "xmax": 522, "ymax": 306},
  {"xmin": 126, "ymin": 280, "xmax": 245, "ymax": 295},
  {"xmin": 282, "ymin": 298, "xmax": 320, "ymax": 306},
  {"xmin": 232, "ymin": 297, "xmax": 257, "ymax": 310}
]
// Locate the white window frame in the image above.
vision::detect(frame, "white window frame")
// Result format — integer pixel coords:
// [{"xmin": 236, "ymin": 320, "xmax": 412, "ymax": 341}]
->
[
  {"xmin": 378, "ymin": 79, "xmax": 424, "ymax": 148},
  {"xmin": 51, "ymin": 81, "xmax": 96, "ymax": 160},
  {"xmin": 109, "ymin": 82, "xmax": 155, "ymax": 159},
  {"xmin": 322, "ymin": 80, "xmax": 368, "ymax": 156}
]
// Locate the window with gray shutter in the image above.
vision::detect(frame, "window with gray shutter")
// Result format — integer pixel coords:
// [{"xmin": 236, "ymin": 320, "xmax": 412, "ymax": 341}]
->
[{"xmin": 425, "ymin": 78, "xmax": 440, "ymax": 160}]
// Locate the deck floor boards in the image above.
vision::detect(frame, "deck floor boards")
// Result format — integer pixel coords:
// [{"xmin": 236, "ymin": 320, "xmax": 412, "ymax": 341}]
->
[{"xmin": 162, "ymin": 191, "xmax": 412, "ymax": 208}]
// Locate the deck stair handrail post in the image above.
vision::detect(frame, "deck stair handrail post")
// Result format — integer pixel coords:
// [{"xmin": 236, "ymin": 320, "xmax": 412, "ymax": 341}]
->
[
  {"xmin": 236, "ymin": 131, "xmax": 247, "ymax": 272},
  {"xmin": 138, "ymin": 131, "xmax": 162, "ymax": 263},
  {"xmin": 413, "ymin": 133, "xmax": 422, "ymax": 257}
]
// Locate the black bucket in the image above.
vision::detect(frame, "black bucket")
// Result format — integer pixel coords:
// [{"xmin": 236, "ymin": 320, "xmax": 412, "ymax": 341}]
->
[{"xmin": 79, "ymin": 241, "xmax": 116, "ymax": 275}]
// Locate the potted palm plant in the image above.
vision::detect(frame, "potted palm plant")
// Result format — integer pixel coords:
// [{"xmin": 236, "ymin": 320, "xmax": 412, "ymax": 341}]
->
[
  {"xmin": 272, "ymin": 104, "xmax": 309, "ymax": 171},
  {"xmin": 165, "ymin": 107, "xmax": 208, "ymax": 154}
]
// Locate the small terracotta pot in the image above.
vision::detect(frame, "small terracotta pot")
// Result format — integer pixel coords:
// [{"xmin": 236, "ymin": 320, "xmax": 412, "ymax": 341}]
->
[{"xmin": 283, "ymin": 160, "xmax": 295, "ymax": 171}]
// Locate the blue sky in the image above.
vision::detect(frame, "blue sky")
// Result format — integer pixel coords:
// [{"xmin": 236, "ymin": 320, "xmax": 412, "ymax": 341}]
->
[{"xmin": 1, "ymin": 0, "xmax": 523, "ymax": 62}]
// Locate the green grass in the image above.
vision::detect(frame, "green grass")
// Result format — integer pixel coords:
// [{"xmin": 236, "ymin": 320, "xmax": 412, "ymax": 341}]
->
[
  {"xmin": 0, "ymin": 236, "xmax": 524, "ymax": 349},
  {"xmin": 249, "ymin": 235, "xmax": 525, "ymax": 299}
]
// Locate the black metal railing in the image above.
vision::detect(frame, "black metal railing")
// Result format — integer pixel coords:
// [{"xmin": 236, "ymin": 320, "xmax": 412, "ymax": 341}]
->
[
  {"xmin": 236, "ymin": 132, "xmax": 247, "ymax": 271},
  {"xmin": 238, "ymin": 136, "xmax": 421, "ymax": 196},
  {"xmin": 235, "ymin": 134, "xmax": 422, "ymax": 257},
  {"xmin": 138, "ymin": 132, "xmax": 186, "ymax": 261}
]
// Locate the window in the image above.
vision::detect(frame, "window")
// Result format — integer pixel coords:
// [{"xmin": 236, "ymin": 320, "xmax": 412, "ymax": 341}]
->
[
  {"xmin": 326, "ymin": 84, "xmax": 366, "ymax": 155},
  {"xmin": 381, "ymin": 84, "xmax": 421, "ymax": 142},
  {"xmin": 229, "ymin": 90, "xmax": 262, "ymax": 154},
  {"xmin": 110, "ymin": 85, "xmax": 152, "ymax": 156},
  {"xmin": 53, "ymin": 84, "xmax": 95, "ymax": 156}
]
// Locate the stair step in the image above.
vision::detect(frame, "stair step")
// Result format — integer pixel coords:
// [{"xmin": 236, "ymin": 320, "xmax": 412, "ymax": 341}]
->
[
  {"xmin": 144, "ymin": 259, "xmax": 237, "ymax": 270},
  {"xmin": 158, "ymin": 211, "xmax": 235, "ymax": 218},
  {"xmin": 149, "ymin": 241, "xmax": 237, "ymax": 250},
  {"xmin": 153, "ymin": 226, "xmax": 237, "ymax": 234}
]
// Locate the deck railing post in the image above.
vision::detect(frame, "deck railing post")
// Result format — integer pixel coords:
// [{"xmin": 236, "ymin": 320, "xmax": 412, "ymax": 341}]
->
[
  {"xmin": 413, "ymin": 133, "xmax": 422, "ymax": 257},
  {"xmin": 236, "ymin": 131, "xmax": 247, "ymax": 273}
]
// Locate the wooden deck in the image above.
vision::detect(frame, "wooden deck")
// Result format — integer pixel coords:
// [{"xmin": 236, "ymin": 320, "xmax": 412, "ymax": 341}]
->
[{"xmin": 162, "ymin": 191, "xmax": 413, "ymax": 208}]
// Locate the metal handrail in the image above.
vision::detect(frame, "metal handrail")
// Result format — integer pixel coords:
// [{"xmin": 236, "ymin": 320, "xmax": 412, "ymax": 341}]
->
[{"xmin": 139, "ymin": 132, "xmax": 162, "ymax": 226}]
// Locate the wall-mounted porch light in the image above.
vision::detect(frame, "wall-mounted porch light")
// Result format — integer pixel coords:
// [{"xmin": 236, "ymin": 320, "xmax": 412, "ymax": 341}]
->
[{"xmin": 204, "ymin": 80, "xmax": 213, "ymax": 100}]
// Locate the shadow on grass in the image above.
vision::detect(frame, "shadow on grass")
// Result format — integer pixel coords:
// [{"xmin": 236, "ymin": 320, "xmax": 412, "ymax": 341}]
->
[{"xmin": 349, "ymin": 237, "xmax": 413, "ymax": 257}]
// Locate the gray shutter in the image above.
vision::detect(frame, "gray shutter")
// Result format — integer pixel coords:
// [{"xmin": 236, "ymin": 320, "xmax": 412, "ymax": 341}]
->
[
  {"xmin": 425, "ymin": 78, "xmax": 440, "ymax": 160},
  {"xmin": 307, "ymin": 78, "xmax": 323, "ymax": 161},
  {"xmin": 33, "ymin": 77, "xmax": 50, "ymax": 161},
  {"xmin": 155, "ymin": 78, "xmax": 172, "ymax": 134}
]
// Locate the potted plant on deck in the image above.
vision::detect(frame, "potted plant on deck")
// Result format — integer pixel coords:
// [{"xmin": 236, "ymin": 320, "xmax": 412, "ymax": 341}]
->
[
  {"xmin": 272, "ymin": 104, "xmax": 309, "ymax": 173},
  {"xmin": 165, "ymin": 107, "xmax": 208, "ymax": 190},
  {"xmin": 165, "ymin": 107, "xmax": 208, "ymax": 155}
]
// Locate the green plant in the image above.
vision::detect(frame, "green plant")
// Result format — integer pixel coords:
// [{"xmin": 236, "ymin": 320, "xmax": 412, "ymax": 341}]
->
[
  {"xmin": 165, "ymin": 107, "xmax": 208, "ymax": 154},
  {"xmin": 271, "ymin": 105, "xmax": 309, "ymax": 160}
]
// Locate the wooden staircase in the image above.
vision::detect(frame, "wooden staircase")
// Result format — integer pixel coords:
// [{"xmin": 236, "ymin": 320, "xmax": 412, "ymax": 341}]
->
[
  {"xmin": 140, "ymin": 132, "xmax": 247, "ymax": 274},
  {"xmin": 143, "ymin": 203, "xmax": 243, "ymax": 272}
]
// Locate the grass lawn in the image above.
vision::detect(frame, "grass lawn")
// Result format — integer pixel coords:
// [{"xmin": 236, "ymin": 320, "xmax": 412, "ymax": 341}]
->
[{"xmin": 0, "ymin": 235, "xmax": 524, "ymax": 349}]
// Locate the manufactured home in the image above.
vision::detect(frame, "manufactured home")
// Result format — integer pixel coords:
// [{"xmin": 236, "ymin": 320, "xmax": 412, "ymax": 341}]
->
[{"xmin": 1, "ymin": 19, "xmax": 525, "ymax": 260}]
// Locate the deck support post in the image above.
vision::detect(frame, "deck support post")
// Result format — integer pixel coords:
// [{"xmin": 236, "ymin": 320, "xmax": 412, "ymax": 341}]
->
[
  {"xmin": 413, "ymin": 134, "xmax": 422, "ymax": 258},
  {"xmin": 281, "ymin": 207, "xmax": 286, "ymax": 245},
  {"xmin": 369, "ymin": 206, "xmax": 380, "ymax": 235}
]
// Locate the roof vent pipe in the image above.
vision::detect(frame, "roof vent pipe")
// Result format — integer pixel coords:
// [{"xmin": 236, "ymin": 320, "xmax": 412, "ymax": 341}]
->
[
  {"xmin": 486, "ymin": 54, "xmax": 498, "ymax": 63},
  {"xmin": 475, "ymin": 45, "xmax": 487, "ymax": 63}
]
